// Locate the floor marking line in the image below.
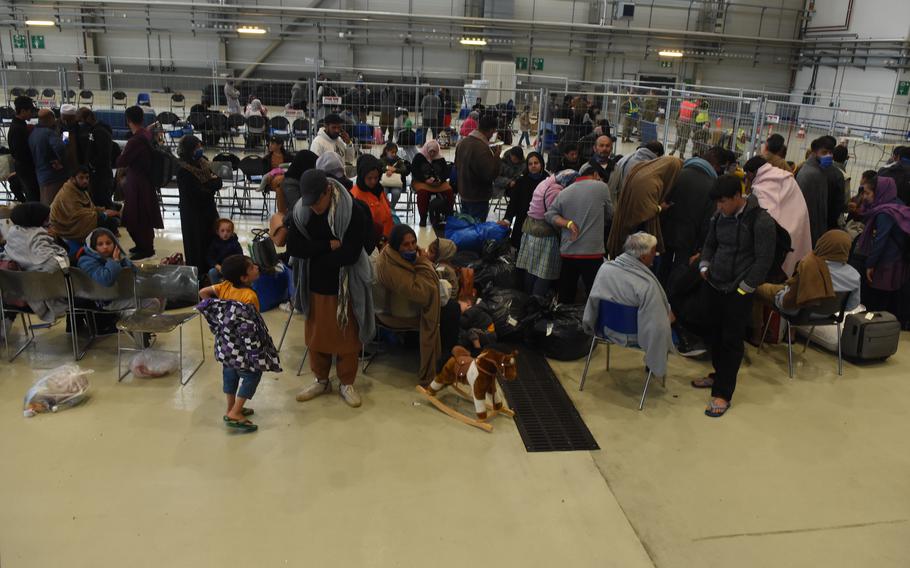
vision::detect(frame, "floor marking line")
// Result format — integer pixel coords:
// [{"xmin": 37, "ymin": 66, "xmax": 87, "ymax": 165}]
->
[{"xmin": 692, "ymin": 518, "xmax": 908, "ymax": 542}]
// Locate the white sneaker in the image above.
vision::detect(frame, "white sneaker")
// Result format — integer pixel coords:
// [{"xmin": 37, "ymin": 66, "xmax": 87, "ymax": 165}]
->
[
  {"xmin": 296, "ymin": 379, "xmax": 331, "ymax": 402},
  {"xmin": 339, "ymin": 384, "xmax": 362, "ymax": 408}
]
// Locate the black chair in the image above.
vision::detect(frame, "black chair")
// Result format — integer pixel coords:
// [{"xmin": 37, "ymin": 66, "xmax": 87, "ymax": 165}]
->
[
  {"xmin": 759, "ymin": 291, "xmax": 852, "ymax": 378},
  {"xmin": 67, "ymin": 268, "xmax": 138, "ymax": 360},
  {"xmin": 233, "ymin": 155, "xmax": 266, "ymax": 217},
  {"xmin": 10, "ymin": 87, "xmax": 24, "ymax": 98},
  {"xmin": 226, "ymin": 113, "xmax": 245, "ymax": 149},
  {"xmin": 65, "ymin": 89, "xmax": 76, "ymax": 103},
  {"xmin": 25, "ymin": 88, "xmax": 39, "ymax": 100},
  {"xmin": 269, "ymin": 116, "xmax": 292, "ymax": 147},
  {"xmin": 78, "ymin": 90, "xmax": 94, "ymax": 108},
  {"xmin": 170, "ymin": 93, "xmax": 186, "ymax": 116},
  {"xmin": 245, "ymin": 115, "xmax": 267, "ymax": 149},
  {"xmin": 112, "ymin": 91, "xmax": 127, "ymax": 109},
  {"xmin": 211, "ymin": 113, "xmax": 230, "ymax": 149},
  {"xmin": 212, "ymin": 152, "xmax": 241, "ymax": 209},
  {"xmin": 0, "ymin": 106, "xmax": 15, "ymax": 122},
  {"xmin": 292, "ymin": 118, "xmax": 309, "ymax": 144},
  {"xmin": 40, "ymin": 88, "xmax": 56, "ymax": 107}
]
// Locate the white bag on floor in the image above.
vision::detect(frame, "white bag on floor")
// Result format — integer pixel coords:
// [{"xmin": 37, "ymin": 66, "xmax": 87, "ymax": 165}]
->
[
  {"xmin": 793, "ymin": 304, "xmax": 865, "ymax": 352},
  {"xmin": 23, "ymin": 364, "xmax": 92, "ymax": 417},
  {"xmin": 130, "ymin": 349, "xmax": 180, "ymax": 378}
]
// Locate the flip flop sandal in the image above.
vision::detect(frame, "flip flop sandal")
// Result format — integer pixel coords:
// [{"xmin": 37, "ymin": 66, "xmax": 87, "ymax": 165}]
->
[
  {"xmin": 222, "ymin": 408, "xmax": 254, "ymax": 421},
  {"xmin": 224, "ymin": 417, "xmax": 258, "ymax": 432},
  {"xmin": 691, "ymin": 373, "xmax": 716, "ymax": 389},
  {"xmin": 704, "ymin": 399, "xmax": 731, "ymax": 418}
]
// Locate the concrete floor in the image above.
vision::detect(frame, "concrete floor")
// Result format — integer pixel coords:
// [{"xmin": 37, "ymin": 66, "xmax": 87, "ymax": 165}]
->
[{"xmin": 1, "ymin": 205, "xmax": 909, "ymax": 567}]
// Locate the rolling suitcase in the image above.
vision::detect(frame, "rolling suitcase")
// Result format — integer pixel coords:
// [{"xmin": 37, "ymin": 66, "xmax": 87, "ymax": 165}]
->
[{"xmin": 841, "ymin": 311, "xmax": 900, "ymax": 361}]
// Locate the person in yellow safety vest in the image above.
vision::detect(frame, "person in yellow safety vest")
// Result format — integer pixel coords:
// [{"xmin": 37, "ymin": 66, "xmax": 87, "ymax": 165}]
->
[
  {"xmin": 621, "ymin": 93, "xmax": 641, "ymax": 143},
  {"xmin": 691, "ymin": 100, "xmax": 712, "ymax": 157},
  {"xmin": 669, "ymin": 98, "xmax": 697, "ymax": 159}
]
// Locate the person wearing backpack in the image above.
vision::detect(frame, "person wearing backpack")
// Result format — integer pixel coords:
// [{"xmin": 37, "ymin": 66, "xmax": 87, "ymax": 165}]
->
[
  {"xmin": 692, "ymin": 175, "xmax": 776, "ymax": 418},
  {"xmin": 115, "ymin": 105, "xmax": 163, "ymax": 260},
  {"xmin": 77, "ymin": 108, "xmax": 117, "ymax": 209}
]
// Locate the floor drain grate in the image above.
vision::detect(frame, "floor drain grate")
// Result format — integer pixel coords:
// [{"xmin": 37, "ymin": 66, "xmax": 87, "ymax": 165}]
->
[{"xmin": 499, "ymin": 347, "xmax": 599, "ymax": 452}]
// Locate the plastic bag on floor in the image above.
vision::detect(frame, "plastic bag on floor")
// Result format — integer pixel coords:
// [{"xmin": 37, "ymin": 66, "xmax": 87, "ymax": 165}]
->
[
  {"xmin": 130, "ymin": 349, "xmax": 180, "ymax": 378},
  {"xmin": 23, "ymin": 364, "xmax": 92, "ymax": 417},
  {"xmin": 445, "ymin": 217, "xmax": 510, "ymax": 252},
  {"xmin": 479, "ymin": 288, "xmax": 542, "ymax": 340},
  {"xmin": 474, "ymin": 258, "xmax": 521, "ymax": 297},
  {"xmin": 525, "ymin": 303, "xmax": 593, "ymax": 361}
]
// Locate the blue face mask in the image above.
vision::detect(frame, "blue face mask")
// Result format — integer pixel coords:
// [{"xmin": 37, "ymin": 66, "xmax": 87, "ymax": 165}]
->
[
  {"xmin": 193, "ymin": 148, "xmax": 205, "ymax": 160},
  {"xmin": 819, "ymin": 155, "xmax": 833, "ymax": 168},
  {"xmin": 401, "ymin": 250, "xmax": 417, "ymax": 263}
]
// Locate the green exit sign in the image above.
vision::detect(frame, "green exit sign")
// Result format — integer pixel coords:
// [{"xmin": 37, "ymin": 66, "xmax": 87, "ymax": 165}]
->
[
  {"xmin": 898, "ymin": 81, "xmax": 910, "ymax": 96},
  {"xmin": 660, "ymin": 60, "xmax": 673, "ymax": 68},
  {"xmin": 515, "ymin": 57, "xmax": 528, "ymax": 71},
  {"xmin": 12, "ymin": 34, "xmax": 27, "ymax": 49},
  {"xmin": 532, "ymin": 57, "xmax": 544, "ymax": 71},
  {"xmin": 30, "ymin": 35, "xmax": 45, "ymax": 49}
]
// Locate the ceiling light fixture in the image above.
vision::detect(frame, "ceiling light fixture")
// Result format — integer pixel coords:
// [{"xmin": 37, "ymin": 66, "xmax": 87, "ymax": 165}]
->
[
  {"xmin": 237, "ymin": 26, "xmax": 266, "ymax": 35},
  {"xmin": 658, "ymin": 50, "xmax": 684, "ymax": 58},
  {"xmin": 25, "ymin": 19, "xmax": 55, "ymax": 26},
  {"xmin": 460, "ymin": 37, "xmax": 487, "ymax": 46}
]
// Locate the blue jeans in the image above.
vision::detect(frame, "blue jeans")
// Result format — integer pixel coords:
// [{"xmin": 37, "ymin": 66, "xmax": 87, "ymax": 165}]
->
[
  {"xmin": 460, "ymin": 200, "xmax": 489, "ymax": 222},
  {"xmin": 387, "ymin": 186, "xmax": 402, "ymax": 208},
  {"xmin": 208, "ymin": 267, "xmax": 222, "ymax": 285},
  {"xmin": 222, "ymin": 366, "xmax": 263, "ymax": 400},
  {"xmin": 518, "ymin": 131, "xmax": 531, "ymax": 146}
]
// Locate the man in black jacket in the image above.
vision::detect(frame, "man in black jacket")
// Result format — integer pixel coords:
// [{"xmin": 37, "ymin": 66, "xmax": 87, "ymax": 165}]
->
[
  {"xmin": 77, "ymin": 108, "xmax": 117, "ymax": 208},
  {"xmin": 7, "ymin": 96, "xmax": 39, "ymax": 202},
  {"xmin": 695, "ymin": 175, "xmax": 776, "ymax": 417},
  {"xmin": 878, "ymin": 145, "xmax": 910, "ymax": 205}
]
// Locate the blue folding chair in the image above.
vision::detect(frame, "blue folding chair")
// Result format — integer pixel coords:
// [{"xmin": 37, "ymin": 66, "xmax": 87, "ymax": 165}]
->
[
  {"xmin": 579, "ymin": 299, "xmax": 664, "ymax": 410},
  {"xmin": 136, "ymin": 92, "xmax": 151, "ymax": 107}
]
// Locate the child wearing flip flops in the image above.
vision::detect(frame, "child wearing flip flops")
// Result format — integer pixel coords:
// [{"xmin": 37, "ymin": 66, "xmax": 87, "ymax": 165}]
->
[{"xmin": 199, "ymin": 254, "xmax": 267, "ymax": 433}]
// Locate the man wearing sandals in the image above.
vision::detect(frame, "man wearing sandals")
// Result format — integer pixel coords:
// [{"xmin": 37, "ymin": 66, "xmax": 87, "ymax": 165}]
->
[{"xmin": 694, "ymin": 176, "xmax": 775, "ymax": 417}]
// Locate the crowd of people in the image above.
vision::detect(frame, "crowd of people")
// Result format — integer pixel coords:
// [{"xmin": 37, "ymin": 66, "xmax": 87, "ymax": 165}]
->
[{"xmin": 3, "ymin": 89, "xmax": 910, "ymax": 431}]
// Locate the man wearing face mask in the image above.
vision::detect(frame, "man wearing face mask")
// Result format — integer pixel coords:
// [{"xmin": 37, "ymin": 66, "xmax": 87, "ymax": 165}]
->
[
  {"xmin": 310, "ymin": 113, "xmax": 352, "ymax": 159},
  {"xmin": 50, "ymin": 166, "xmax": 120, "ymax": 245},
  {"xmin": 795, "ymin": 136, "xmax": 836, "ymax": 245}
]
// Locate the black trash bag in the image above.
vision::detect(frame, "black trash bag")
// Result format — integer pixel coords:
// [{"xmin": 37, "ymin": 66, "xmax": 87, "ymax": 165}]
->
[
  {"xmin": 474, "ymin": 257, "xmax": 522, "ymax": 296},
  {"xmin": 482, "ymin": 238, "xmax": 512, "ymax": 261},
  {"xmin": 478, "ymin": 288, "xmax": 539, "ymax": 340},
  {"xmin": 451, "ymin": 250, "xmax": 480, "ymax": 268},
  {"xmin": 525, "ymin": 303, "xmax": 593, "ymax": 361}
]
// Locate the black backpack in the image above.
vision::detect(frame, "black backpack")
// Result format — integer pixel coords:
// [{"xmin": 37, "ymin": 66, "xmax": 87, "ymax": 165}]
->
[{"xmin": 143, "ymin": 135, "xmax": 177, "ymax": 190}]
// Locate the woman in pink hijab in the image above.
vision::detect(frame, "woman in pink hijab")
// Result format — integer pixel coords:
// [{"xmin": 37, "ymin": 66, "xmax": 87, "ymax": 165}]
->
[{"xmin": 411, "ymin": 139, "xmax": 454, "ymax": 227}]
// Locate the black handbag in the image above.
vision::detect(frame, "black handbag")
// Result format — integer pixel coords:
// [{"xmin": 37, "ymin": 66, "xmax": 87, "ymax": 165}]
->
[{"xmin": 250, "ymin": 228, "xmax": 280, "ymax": 272}]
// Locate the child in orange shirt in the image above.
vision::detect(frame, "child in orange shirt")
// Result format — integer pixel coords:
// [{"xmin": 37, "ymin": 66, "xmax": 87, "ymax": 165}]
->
[{"xmin": 199, "ymin": 255, "xmax": 263, "ymax": 431}]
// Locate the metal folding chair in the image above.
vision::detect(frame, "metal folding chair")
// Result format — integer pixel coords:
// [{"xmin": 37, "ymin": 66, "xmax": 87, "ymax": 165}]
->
[
  {"xmin": 759, "ymin": 291, "xmax": 851, "ymax": 378},
  {"xmin": 67, "ymin": 268, "xmax": 138, "ymax": 360},
  {"xmin": 0, "ymin": 269, "xmax": 75, "ymax": 362},
  {"xmin": 579, "ymin": 299, "xmax": 665, "ymax": 410},
  {"xmin": 116, "ymin": 264, "xmax": 205, "ymax": 385}
]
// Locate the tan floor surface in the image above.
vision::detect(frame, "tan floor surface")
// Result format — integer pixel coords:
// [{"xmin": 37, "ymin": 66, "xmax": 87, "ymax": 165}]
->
[{"xmin": 1, "ymin": 210, "xmax": 908, "ymax": 568}]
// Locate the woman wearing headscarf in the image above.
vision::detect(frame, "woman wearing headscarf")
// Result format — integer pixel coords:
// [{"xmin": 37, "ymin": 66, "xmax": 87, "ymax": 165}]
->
[
  {"xmin": 261, "ymin": 136, "xmax": 294, "ymax": 213},
  {"xmin": 375, "ymin": 225, "xmax": 443, "ymax": 385},
  {"xmin": 607, "ymin": 155, "xmax": 683, "ymax": 258},
  {"xmin": 244, "ymin": 98, "xmax": 268, "ymax": 118},
  {"xmin": 281, "ymin": 149, "xmax": 318, "ymax": 211},
  {"xmin": 315, "ymin": 152, "xmax": 352, "ymax": 190},
  {"xmin": 501, "ymin": 151, "xmax": 546, "ymax": 252},
  {"xmin": 175, "ymin": 135, "xmax": 222, "ymax": 277},
  {"xmin": 493, "ymin": 146, "xmax": 525, "ymax": 199},
  {"xmin": 287, "ymin": 170, "xmax": 374, "ymax": 408},
  {"xmin": 755, "ymin": 229, "xmax": 860, "ymax": 314},
  {"xmin": 411, "ymin": 139, "xmax": 453, "ymax": 227},
  {"xmin": 459, "ymin": 111, "xmax": 479, "ymax": 138},
  {"xmin": 856, "ymin": 176, "xmax": 910, "ymax": 320},
  {"xmin": 515, "ymin": 169, "xmax": 579, "ymax": 296},
  {"xmin": 351, "ymin": 154, "xmax": 393, "ymax": 239}
]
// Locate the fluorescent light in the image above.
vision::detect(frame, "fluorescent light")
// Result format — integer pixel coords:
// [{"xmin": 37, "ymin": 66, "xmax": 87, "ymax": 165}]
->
[
  {"xmin": 460, "ymin": 37, "xmax": 487, "ymax": 46},
  {"xmin": 25, "ymin": 20, "xmax": 55, "ymax": 26},
  {"xmin": 658, "ymin": 50, "xmax": 684, "ymax": 58},
  {"xmin": 237, "ymin": 26, "xmax": 266, "ymax": 35}
]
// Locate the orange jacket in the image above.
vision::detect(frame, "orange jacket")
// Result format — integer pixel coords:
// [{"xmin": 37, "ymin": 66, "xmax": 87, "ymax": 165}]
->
[{"xmin": 351, "ymin": 184, "xmax": 394, "ymax": 237}]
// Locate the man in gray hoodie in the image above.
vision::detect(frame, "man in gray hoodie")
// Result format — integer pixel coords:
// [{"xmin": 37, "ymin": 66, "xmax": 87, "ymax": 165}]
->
[
  {"xmin": 695, "ymin": 175, "xmax": 776, "ymax": 417},
  {"xmin": 545, "ymin": 160, "xmax": 613, "ymax": 303}
]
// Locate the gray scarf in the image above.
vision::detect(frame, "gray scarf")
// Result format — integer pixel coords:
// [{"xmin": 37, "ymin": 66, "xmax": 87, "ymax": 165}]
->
[{"xmin": 290, "ymin": 179, "xmax": 375, "ymax": 345}]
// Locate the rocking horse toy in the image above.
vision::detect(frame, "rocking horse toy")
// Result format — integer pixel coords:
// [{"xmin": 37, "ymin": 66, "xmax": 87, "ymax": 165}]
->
[{"xmin": 416, "ymin": 346, "xmax": 518, "ymax": 432}]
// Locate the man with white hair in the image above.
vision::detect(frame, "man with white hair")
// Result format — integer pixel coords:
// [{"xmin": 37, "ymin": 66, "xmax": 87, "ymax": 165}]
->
[{"xmin": 582, "ymin": 232, "xmax": 675, "ymax": 379}]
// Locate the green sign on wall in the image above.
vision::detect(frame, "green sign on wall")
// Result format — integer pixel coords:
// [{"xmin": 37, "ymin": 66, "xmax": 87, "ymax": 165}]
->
[
  {"xmin": 12, "ymin": 34, "xmax": 27, "ymax": 49},
  {"xmin": 660, "ymin": 60, "xmax": 673, "ymax": 69},
  {"xmin": 898, "ymin": 81, "xmax": 910, "ymax": 96},
  {"xmin": 515, "ymin": 57, "xmax": 528, "ymax": 71},
  {"xmin": 532, "ymin": 57, "xmax": 544, "ymax": 71},
  {"xmin": 30, "ymin": 35, "xmax": 45, "ymax": 49}
]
